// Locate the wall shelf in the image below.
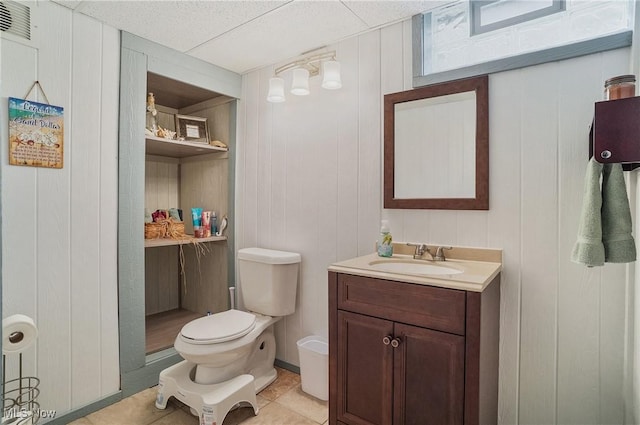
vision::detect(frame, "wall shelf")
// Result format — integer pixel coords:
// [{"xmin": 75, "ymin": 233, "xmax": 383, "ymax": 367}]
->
[
  {"xmin": 144, "ymin": 235, "xmax": 227, "ymax": 248},
  {"xmin": 145, "ymin": 136, "xmax": 227, "ymax": 158}
]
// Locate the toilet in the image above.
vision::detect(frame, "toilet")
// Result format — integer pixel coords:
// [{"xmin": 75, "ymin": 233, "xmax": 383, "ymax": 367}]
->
[{"xmin": 155, "ymin": 247, "xmax": 301, "ymax": 425}]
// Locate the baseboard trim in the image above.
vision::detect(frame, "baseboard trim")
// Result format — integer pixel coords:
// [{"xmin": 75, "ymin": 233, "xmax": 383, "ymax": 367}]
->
[
  {"xmin": 43, "ymin": 392, "xmax": 122, "ymax": 425},
  {"xmin": 275, "ymin": 358, "xmax": 300, "ymax": 375},
  {"xmin": 121, "ymin": 352, "xmax": 183, "ymax": 397}
]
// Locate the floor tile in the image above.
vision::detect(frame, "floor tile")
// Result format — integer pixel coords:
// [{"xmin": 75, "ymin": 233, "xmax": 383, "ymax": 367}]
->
[
  {"xmin": 74, "ymin": 369, "xmax": 319, "ymax": 425},
  {"xmin": 275, "ymin": 385, "xmax": 328, "ymax": 424},
  {"xmin": 256, "ymin": 395, "xmax": 270, "ymax": 409},
  {"xmin": 239, "ymin": 402, "xmax": 318, "ymax": 425},
  {"xmin": 258, "ymin": 368, "xmax": 300, "ymax": 401},
  {"xmin": 87, "ymin": 387, "xmax": 174, "ymax": 425},
  {"xmin": 149, "ymin": 408, "xmax": 198, "ymax": 425},
  {"xmin": 67, "ymin": 418, "xmax": 93, "ymax": 425}
]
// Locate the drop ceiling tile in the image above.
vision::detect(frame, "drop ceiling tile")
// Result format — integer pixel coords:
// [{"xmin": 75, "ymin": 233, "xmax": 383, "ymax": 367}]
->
[
  {"xmin": 344, "ymin": 0, "xmax": 453, "ymax": 27},
  {"xmin": 74, "ymin": 0, "xmax": 288, "ymax": 52},
  {"xmin": 188, "ymin": 0, "xmax": 368, "ymax": 74},
  {"xmin": 51, "ymin": 0, "xmax": 84, "ymax": 10}
]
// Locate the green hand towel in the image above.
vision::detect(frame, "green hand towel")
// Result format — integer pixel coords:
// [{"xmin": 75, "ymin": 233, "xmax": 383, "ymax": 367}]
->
[
  {"xmin": 571, "ymin": 158, "xmax": 605, "ymax": 267},
  {"xmin": 602, "ymin": 163, "xmax": 636, "ymax": 263}
]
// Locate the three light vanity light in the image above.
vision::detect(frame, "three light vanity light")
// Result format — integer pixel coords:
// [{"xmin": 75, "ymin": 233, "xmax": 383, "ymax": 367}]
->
[{"xmin": 267, "ymin": 50, "xmax": 342, "ymax": 103}]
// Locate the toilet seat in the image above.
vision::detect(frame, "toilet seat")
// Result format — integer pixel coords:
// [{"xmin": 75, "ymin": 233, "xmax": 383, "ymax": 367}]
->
[{"xmin": 180, "ymin": 310, "xmax": 256, "ymax": 344}]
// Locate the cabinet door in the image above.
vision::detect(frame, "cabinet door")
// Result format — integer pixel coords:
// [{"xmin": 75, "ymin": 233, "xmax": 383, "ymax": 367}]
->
[
  {"xmin": 393, "ymin": 323, "xmax": 465, "ymax": 425},
  {"xmin": 337, "ymin": 311, "xmax": 394, "ymax": 425}
]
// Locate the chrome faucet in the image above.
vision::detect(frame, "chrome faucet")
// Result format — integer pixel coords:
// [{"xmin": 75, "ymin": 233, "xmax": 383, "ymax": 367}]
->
[
  {"xmin": 434, "ymin": 246, "xmax": 453, "ymax": 261},
  {"xmin": 406, "ymin": 243, "xmax": 453, "ymax": 261},
  {"xmin": 406, "ymin": 243, "xmax": 431, "ymax": 260}
]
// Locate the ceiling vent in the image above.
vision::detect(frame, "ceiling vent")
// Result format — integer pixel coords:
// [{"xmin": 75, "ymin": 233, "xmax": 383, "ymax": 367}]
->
[{"xmin": 0, "ymin": 1, "xmax": 30, "ymax": 41}]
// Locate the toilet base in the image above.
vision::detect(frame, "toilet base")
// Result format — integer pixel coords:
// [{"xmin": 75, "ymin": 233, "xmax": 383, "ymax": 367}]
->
[
  {"xmin": 156, "ymin": 360, "xmax": 258, "ymax": 425},
  {"xmin": 251, "ymin": 364, "xmax": 277, "ymax": 393}
]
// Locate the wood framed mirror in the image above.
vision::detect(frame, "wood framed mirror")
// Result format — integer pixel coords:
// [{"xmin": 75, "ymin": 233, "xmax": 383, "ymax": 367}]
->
[{"xmin": 384, "ymin": 75, "xmax": 489, "ymax": 210}]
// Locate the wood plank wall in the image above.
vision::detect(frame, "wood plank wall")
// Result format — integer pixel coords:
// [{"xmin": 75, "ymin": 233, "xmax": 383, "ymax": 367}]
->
[
  {"xmin": 1, "ymin": 3, "xmax": 120, "ymax": 416},
  {"xmin": 180, "ymin": 154, "xmax": 230, "ymax": 315},
  {"xmin": 237, "ymin": 20, "xmax": 634, "ymax": 424},
  {"xmin": 145, "ymin": 155, "xmax": 180, "ymax": 315},
  {"xmin": 144, "ymin": 102, "xmax": 231, "ymax": 317}
]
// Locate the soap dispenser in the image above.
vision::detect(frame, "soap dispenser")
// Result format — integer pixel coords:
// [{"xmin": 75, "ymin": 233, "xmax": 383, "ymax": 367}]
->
[{"xmin": 377, "ymin": 220, "xmax": 393, "ymax": 257}]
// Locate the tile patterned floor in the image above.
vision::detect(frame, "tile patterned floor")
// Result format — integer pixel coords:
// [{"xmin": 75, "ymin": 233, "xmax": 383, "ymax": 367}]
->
[{"xmin": 69, "ymin": 368, "xmax": 328, "ymax": 425}]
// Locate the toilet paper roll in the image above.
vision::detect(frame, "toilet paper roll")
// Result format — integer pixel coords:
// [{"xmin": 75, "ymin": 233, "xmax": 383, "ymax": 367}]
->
[{"xmin": 3, "ymin": 314, "xmax": 38, "ymax": 354}]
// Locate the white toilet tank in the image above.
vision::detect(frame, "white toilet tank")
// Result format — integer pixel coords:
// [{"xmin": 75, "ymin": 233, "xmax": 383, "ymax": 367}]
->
[{"xmin": 238, "ymin": 248, "xmax": 301, "ymax": 316}]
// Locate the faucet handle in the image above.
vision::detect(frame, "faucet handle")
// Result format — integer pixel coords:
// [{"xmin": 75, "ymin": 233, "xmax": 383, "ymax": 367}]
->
[
  {"xmin": 434, "ymin": 246, "xmax": 452, "ymax": 261},
  {"xmin": 406, "ymin": 242, "xmax": 429, "ymax": 258}
]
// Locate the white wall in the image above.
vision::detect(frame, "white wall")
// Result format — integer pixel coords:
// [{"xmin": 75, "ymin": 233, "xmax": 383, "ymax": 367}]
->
[
  {"xmin": 1, "ymin": 1, "xmax": 120, "ymax": 419},
  {"xmin": 1, "ymin": 2, "xmax": 633, "ymax": 422},
  {"xmin": 237, "ymin": 20, "xmax": 635, "ymax": 424},
  {"xmin": 631, "ymin": 1, "xmax": 640, "ymax": 421}
]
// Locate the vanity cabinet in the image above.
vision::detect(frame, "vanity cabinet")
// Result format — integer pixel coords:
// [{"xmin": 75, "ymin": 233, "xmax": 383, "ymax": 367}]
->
[{"xmin": 328, "ymin": 272, "xmax": 500, "ymax": 425}]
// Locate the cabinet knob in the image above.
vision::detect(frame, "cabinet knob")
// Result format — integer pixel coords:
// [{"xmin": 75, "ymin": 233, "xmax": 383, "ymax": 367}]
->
[
  {"xmin": 382, "ymin": 336, "xmax": 391, "ymax": 345},
  {"xmin": 391, "ymin": 338, "xmax": 401, "ymax": 348}
]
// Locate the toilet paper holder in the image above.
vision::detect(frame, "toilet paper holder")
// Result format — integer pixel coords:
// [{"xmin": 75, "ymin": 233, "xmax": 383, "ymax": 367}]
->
[
  {"xmin": 2, "ymin": 353, "xmax": 41, "ymax": 424},
  {"xmin": 2, "ymin": 314, "xmax": 40, "ymax": 424}
]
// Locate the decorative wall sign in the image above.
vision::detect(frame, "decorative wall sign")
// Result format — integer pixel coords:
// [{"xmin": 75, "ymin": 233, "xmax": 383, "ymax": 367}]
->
[{"xmin": 8, "ymin": 96, "xmax": 64, "ymax": 168}]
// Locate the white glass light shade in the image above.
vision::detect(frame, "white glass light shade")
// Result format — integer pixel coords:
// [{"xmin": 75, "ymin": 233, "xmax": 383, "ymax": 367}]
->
[
  {"xmin": 291, "ymin": 68, "xmax": 310, "ymax": 95},
  {"xmin": 267, "ymin": 77, "xmax": 286, "ymax": 103},
  {"xmin": 322, "ymin": 60, "xmax": 342, "ymax": 90}
]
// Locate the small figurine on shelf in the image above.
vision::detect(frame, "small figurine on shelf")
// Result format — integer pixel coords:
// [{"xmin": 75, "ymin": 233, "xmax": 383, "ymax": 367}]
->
[
  {"xmin": 146, "ymin": 92, "xmax": 158, "ymax": 136},
  {"xmin": 156, "ymin": 126, "xmax": 176, "ymax": 140}
]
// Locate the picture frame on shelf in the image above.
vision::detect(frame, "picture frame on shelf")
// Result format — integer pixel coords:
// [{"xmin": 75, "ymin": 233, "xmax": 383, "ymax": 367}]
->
[{"xmin": 175, "ymin": 114, "xmax": 209, "ymax": 143}]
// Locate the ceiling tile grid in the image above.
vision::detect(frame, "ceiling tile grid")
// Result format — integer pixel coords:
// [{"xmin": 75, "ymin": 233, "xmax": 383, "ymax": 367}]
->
[
  {"xmin": 51, "ymin": 0, "xmax": 453, "ymax": 74},
  {"xmin": 343, "ymin": 0, "xmax": 450, "ymax": 27},
  {"xmin": 74, "ymin": 0, "xmax": 288, "ymax": 52},
  {"xmin": 188, "ymin": 0, "xmax": 369, "ymax": 73}
]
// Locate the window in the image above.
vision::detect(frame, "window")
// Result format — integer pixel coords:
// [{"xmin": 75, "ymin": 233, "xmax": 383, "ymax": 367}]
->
[
  {"xmin": 413, "ymin": 0, "xmax": 635, "ymax": 86},
  {"xmin": 471, "ymin": 0, "xmax": 565, "ymax": 35}
]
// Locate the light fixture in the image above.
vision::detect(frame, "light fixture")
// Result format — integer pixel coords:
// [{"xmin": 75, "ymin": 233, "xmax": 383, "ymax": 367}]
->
[
  {"xmin": 322, "ymin": 60, "xmax": 342, "ymax": 90},
  {"xmin": 291, "ymin": 68, "xmax": 310, "ymax": 95},
  {"xmin": 267, "ymin": 77, "xmax": 286, "ymax": 102},
  {"xmin": 267, "ymin": 50, "xmax": 341, "ymax": 103}
]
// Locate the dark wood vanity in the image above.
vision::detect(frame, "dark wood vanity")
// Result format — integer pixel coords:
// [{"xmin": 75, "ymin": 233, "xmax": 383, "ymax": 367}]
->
[{"xmin": 328, "ymin": 269, "xmax": 500, "ymax": 425}]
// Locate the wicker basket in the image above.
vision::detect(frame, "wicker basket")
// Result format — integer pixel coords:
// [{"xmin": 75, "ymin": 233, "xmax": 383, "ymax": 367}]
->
[
  {"xmin": 144, "ymin": 222, "xmax": 166, "ymax": 239},
  {"xmin": 167, "ymin": 220, "xmax": 185, "ymax": 238},
  {"xmin": 144, "ymin": 219, "xmax": 186, "ymax": 239}
]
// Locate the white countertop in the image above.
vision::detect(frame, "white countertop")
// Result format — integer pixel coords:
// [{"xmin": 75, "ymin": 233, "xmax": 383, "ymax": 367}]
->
[{"xmin": 329, "ymin": 252, "xmax": 502, "ymax": 292}]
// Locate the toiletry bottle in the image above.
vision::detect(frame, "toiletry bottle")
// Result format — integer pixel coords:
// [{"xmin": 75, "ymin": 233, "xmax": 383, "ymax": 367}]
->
[
  {"xmin": 377, "ymin": 220, "xmax": 393, "ymax": 257},
  {"xmin": 212, "ymin": 211, "xmax": 218, "ymax": 235}
]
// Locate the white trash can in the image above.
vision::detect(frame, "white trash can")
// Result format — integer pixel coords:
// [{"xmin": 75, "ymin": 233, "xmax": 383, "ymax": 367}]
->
[{"xmin": 297, "ymin": 335, "xmax": 328, "ymax": 401}]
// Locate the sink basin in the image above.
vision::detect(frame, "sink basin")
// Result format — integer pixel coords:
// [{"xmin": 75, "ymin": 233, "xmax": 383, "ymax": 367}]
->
[{"xmin": 368, "ymin": 259, "xmax": 463, "ymax": 276}]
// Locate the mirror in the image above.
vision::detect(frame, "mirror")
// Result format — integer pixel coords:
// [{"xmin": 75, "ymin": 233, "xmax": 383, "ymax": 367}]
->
[{"xmin": 384, "ymin": 75, "xmax": 488, "ymax": 210}]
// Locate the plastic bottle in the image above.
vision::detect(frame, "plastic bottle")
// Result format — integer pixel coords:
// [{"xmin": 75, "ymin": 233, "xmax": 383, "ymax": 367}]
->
[
  {"xmin": 211, "ymin": 211, "xmax": 218, "ymax": 235},
  {"xmin": 377, "ymin": 220, "xmax": 393, "ymax": 257}
]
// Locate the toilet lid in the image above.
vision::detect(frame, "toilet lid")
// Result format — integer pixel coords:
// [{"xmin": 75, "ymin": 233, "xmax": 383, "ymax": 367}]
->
[{"xmin": 180, "ymin": 310, "xmax": 256, "ymax": 344}]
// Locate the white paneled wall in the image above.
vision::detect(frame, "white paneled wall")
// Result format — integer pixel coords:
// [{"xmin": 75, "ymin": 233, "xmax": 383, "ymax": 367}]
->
[
  {"xmin": 630, "ymin": 4, "xmax": 640, "ymax": 423},
  {"xmin": 1, "ymin": 1, "xmax": 120, "ymax": 418},
  {"xmin": 237, "ymin": 20, "xmax": 635, "ymax": 424}
]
